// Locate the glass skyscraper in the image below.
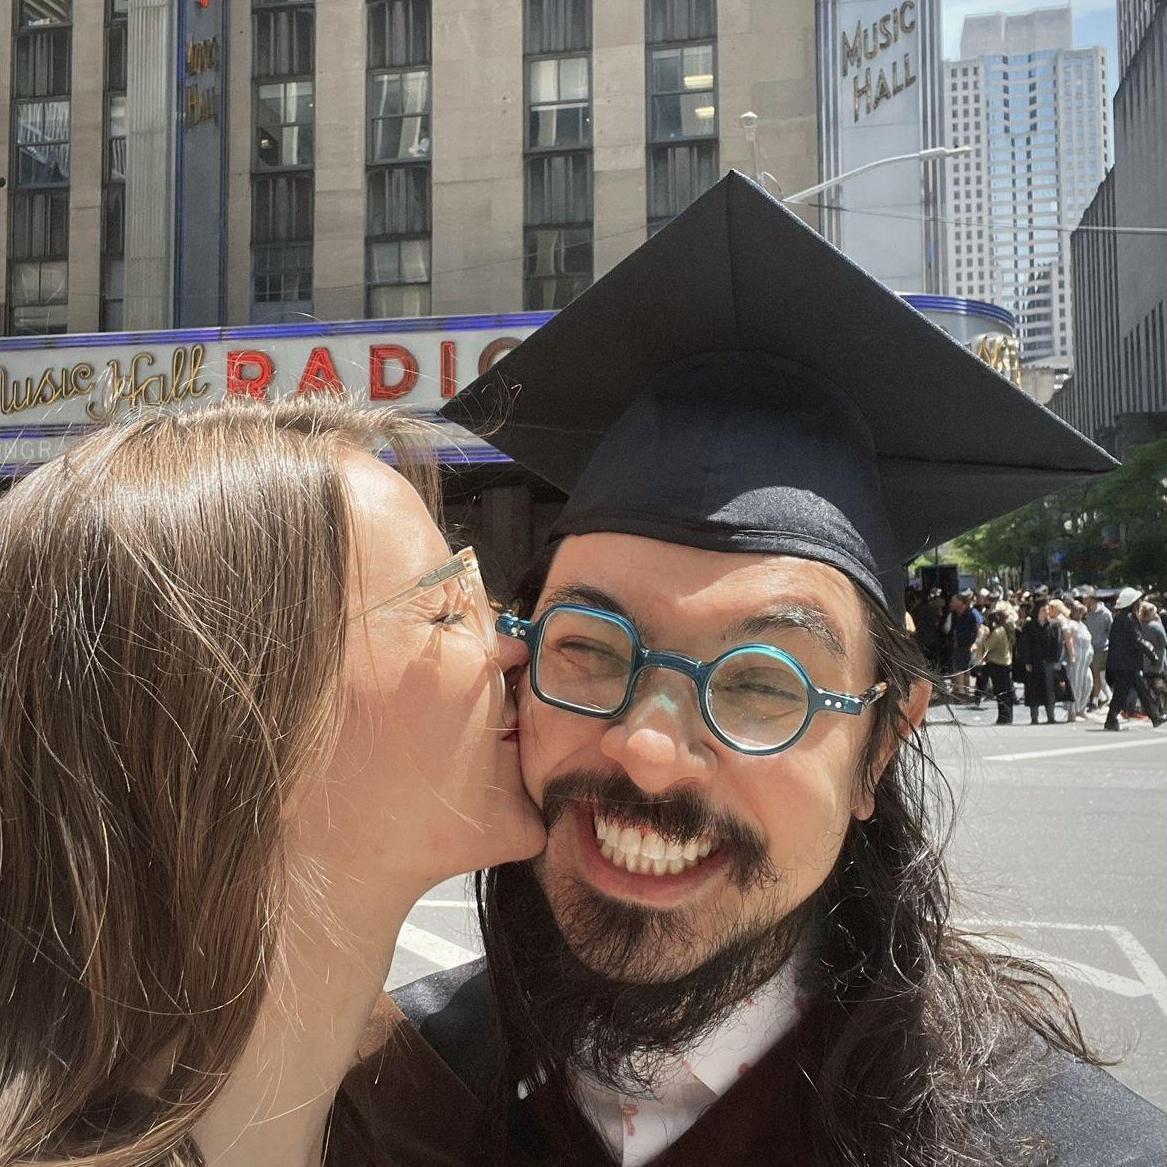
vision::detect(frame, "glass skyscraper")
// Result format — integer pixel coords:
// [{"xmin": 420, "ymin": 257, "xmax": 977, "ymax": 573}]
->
[{"xmin": 943, "ymin": 6, "xmax": 1109, "ymax": 365}]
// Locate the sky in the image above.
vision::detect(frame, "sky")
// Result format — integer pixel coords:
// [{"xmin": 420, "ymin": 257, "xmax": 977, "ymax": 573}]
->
[{"xmin": 942, "ymin": 0, "xmax": 1119, "ymax": 95}]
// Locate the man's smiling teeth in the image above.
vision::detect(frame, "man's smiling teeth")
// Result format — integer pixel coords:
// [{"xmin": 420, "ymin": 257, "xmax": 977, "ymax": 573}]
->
[{"xmin": 593, "ymin": 814, "xmax": 715, "ymax": 876}]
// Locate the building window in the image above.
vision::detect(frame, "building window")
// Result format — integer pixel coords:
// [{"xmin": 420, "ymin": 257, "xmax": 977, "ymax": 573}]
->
[
  {"xmin": 368, "ymin": 0, "xmax": 430, "ymax": 67},
  {"xmin": 8, "ymin": 0, "xmax": 71, "ymax": 335},
  {"xmin": 8, "ymin": 189, "xmax": 69, "ymax": 335},
  {"xmin": 251, "ymin": 1, "xmax": 315, "ymax": 321},
  {"xmin": 525, "ymin": 0, "xmax": 591, "ymax": 52},
  {"xmin": 254, "ymin": 81, "xmax": 314, "ymax": 169},
  {"xmin": 366, "ymin": 165, "xmax": 430, "ymax": 317},
  {"xmin": 100, "ymin": 0, "xmax": 127, "ymax": 330},
  {"xmin": 646, "ymin": 0, "xmax": 716, "ymax": 235},
  {"xmin": 648, "ymin": 44, "xmax": 717, "ymax": 141},
  {"xmin": 524, "ymin": 151, "xmax": 592, "ymax": 309},
  {"xmin": 528, "ymin": 56, "xmax": 591, "ymax": 149},
  {"xmin": 646, "ymin": 0, "xmax": 714, "ymax": 43},
  {"xmin": 524, "ymin": 0, "xmax": 592, "ymax": 310},
  {"xmin": 370, "ymin": 69, "xmax": 431, "ymax": 162},
  {"xmin": 252, "ymin": 173, "xmax": 313, "ymax": 305},
  {"xmin": 366, "ymin": 0, "xmax": 431, "ymax": 318}
]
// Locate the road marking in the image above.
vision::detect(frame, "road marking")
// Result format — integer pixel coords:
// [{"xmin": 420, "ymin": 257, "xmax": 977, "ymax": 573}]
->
[
  {"xmin": 961, "ymin": 918, "xmax": 1167, "ymax": 1022},
  {"xmin": 1110, "ymin": 927, "xmax": 1167, "ymax": 1020},
  {"xmin": 976, "ymin": 938, "xmax": 1148, "ymax": 999},
  {"xmin": 983, "ymin": 738, "xmax": 1166, "ymax": 762},
  {"xmin": 397, "ymin": 922, "xmax": 478, "ymax": 968}
]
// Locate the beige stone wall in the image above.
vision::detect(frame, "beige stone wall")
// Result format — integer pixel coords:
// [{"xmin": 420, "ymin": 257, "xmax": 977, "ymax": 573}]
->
[
  {"xmin": 123, "ymin": 0, "xmax": 175, "ymax": 330},
  {"xmin": 431, "ymin": 0, "xmax": 524, "ymax": 314},
  {"xmin": 718, "ymin": 0, "xmax": 819, "ymax": 227},
  {"xmin": 67, "ymin": 0, "xmax": 105, "ymax": 333},
  {"xmin": 224, "ymin": 4, "xmax": 253, "ymax": 324},
  {"xmin": 592, "ymin": 0, "xmax": 646, "ymax": 279},
  {"xmin": 313, "ymin": 0, "xmax": 366, "ymax": 321}
]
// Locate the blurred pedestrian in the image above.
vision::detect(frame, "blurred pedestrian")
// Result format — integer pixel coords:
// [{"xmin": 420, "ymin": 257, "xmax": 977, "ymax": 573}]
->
[
  {"xmin": 982, "ymin": 608, "xmax": 1016, "ymax": 724},
  {"xmin": 948, "ymin": 589, "xmax": 983, "ymax": 698},
  {"xmin": 1104, "ymin": 588, "xmax": 1163, "ymax": 731},
  {"xmin": 1016, "ymin": 599, "xmax": 1060, "ymax": 725},
  {"xmin": 1137, "ymin": 600, "xmax": 1167, "ymax": 720},
  {"xmin": 1047, "ymin": 600, "xmax": 1079, "ymax": 722},
  {"xmin": 1066, "ymin": 602, "xmax": 1095, "ymax": 719},
  {"xmin": 1082, "ymin": 586, "xmax": 1112, "ymax": 711}
]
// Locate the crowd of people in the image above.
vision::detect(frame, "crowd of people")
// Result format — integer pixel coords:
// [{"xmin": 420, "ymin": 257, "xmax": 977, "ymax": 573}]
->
[{"xmin": 907, "ymin": 582, "xmax": 1167, "ymax": 729}]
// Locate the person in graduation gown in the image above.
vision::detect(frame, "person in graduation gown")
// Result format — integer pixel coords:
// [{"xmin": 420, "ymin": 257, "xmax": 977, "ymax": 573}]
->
[{"xmin": 332, "ymin": 173, "xmax": 1167, "ymax": 1167}]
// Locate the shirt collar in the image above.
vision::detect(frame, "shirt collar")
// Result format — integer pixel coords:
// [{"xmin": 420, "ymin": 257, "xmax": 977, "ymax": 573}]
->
[{"xmin": 674, "ymin": 959, "xmax": 806, "ymax": 1097}]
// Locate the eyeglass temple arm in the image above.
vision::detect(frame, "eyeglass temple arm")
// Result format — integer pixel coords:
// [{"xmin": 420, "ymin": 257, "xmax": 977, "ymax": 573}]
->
[
  {"xmin": 817, "ymin": 680, "xmax": 890, "ymax": 715},
  {"xmin": 497, "ymin": 611, "xmax": 531, "ymax": 640}
]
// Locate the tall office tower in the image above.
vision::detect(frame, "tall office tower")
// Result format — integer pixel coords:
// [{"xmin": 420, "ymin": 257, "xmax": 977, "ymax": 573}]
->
[
  {"xmin": 943, "ymin": 6, "xmax": 1109, "ymax": 364},
  {"xmin": 1060, "ymin": 0, "xmax": 1166, "ymax": 451},
  {"xmin": 1118, "ymin": 0, "xmax": 1160, "ymax": 74}
]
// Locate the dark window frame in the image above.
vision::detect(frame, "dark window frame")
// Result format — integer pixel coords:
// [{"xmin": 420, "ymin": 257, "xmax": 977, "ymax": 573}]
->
[
  {"xmin": 524, "ymin": 0, "xmax": 591, "ymax": 56},
  {"xmin": 525, "ymin": 52, "xmax": 592, "ymax": 152},
  {"xmin": 367, "ymin": 0, "xmax": 431, "ymax": 69},
  {"xmin": 16, "ymin": 0, "xmax": 73, "ymax": 30},
  {"xmin": 646, "ymin": 139, "xmax": 718, "ymax": 235},
  {"xmin": 365, "ymin": 1, "xmax": 432, "ymax": 319},
  {"xmin": 367, "ymin": 66, "xmax": 432, "ymax": 164},
  {"xmin": 522, "ymin": 150, "xmax": 593, "ymax": 310},
  {"xmin": 365, "ymin": 161, "xmax": 432, "ymax": 318},
  {"xmin": 645, "ymin": 39, "xmax": 718, "ymax": 145},
  {"xmin": 645, "ymin": 0, "xmax": 714, "ymax": 45}
]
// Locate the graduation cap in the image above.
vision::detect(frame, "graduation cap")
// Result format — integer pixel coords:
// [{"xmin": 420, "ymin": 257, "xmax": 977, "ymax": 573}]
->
[{"xmin": 440, "ymin": 171, "xmax": 1116, "ymax": 619}]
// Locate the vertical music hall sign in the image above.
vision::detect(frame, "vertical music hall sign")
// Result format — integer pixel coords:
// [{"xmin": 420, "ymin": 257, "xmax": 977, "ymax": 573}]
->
[
  {"xmin": 174, "ymin": 0, "xmax": 228, "ymax": 326},
  {"xmin": 817, "ymin": 0, "xmax": 943, "ymax": 294}
]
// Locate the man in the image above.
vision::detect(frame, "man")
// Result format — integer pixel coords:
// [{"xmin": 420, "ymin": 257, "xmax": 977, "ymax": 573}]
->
[
  {"xmin": 1104, "ymin": 588, "xmax": 1164, "ymax": 730},
  {"xmin": 1137, "ymin": 600, "xmax": 1167, "ymax": 719},
  {"xmin": 332, "ymin": 175, "xmax": 1166, "ymax": 1166},
  {"xmin": 948, "ymin": 589, "xmax": 983, "ymax": 699},
  {"xmin": 1015, "ymin": 598, "xmax": 1061, "ymax": 725},
  {"xmin": 1082, "ymin": 585, "xmax": 1113, "ymax": 710}
]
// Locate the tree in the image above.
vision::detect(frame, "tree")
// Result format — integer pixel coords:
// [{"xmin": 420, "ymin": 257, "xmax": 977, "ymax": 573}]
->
[{"xmin": 952, "ymin": 437, "xmax": 1167, "ymax": 588}]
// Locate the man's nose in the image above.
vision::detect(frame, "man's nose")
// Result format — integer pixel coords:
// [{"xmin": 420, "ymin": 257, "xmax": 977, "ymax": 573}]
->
[{"xmin": 599, "ymin": 672, "xmax": 714, "ymax": 794}]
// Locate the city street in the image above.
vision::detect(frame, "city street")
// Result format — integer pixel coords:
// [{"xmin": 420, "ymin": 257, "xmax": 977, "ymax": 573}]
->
[{"xmin": 388, "ymin": 711, "xmax": 1167, "ymax": 1110}]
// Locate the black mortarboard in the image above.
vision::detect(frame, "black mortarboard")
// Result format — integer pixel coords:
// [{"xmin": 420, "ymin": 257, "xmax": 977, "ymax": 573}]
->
[{"xmin": 440, "ymin": 172, "xmax": 1115, "ymax": 618}]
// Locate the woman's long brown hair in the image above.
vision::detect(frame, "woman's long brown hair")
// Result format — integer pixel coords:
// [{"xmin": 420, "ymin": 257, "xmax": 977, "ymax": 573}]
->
[{"xmin": 0, "ymin": 397, "xmax": 437, "ymax": 1166}]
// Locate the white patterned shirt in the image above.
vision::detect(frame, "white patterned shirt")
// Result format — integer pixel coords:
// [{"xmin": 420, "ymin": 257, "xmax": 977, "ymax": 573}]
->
[{"xmin": 569, "ymin": 967, "xmax": 807, "ymax": 1167}]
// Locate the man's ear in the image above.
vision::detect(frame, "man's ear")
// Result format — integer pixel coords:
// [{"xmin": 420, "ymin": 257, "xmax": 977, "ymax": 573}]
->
[{"xmin": 853, "ymin": 678, "xmax": 932, "ymax": 821}]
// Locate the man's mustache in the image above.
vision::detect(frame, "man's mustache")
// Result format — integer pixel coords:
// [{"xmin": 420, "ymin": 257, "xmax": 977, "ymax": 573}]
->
[{"xmin": 541, "ymin": 768, "xmax": 776, "ymax": 891}]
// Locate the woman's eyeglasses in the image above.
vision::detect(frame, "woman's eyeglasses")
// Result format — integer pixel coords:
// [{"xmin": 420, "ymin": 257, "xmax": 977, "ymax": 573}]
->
[{"xmin": 368, "ymin": 546, "xmax": 498, "ymax": 657}]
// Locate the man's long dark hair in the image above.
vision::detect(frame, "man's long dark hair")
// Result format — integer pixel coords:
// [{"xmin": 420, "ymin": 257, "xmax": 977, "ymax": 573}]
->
[{"xmin": 477, "ymin": 546, "xmax": 1103, "ymax": 1167}]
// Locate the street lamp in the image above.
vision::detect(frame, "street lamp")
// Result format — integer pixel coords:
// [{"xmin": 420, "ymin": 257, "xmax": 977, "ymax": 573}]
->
[
  {"xmin": 780, "ymin": 145, "xmax": 972, "ymax": 204},
  {"xmin": 736, "ymin": 114, "xmax": 971, "ymax": 203}
]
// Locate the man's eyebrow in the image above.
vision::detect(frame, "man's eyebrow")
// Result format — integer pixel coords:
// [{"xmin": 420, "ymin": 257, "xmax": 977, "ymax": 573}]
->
[
  {"xmin": 726, "ymin": 603, "xmax": 848, "ymax": 660},
  {"xmin": 540, "ymin": 584, "xmax": 638, "ymax": 624}
]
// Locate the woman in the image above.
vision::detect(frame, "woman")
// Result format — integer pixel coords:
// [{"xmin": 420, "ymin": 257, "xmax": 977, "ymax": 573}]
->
[
  {"xmin": 0, "ymin": 398, "xmax": 544, "ymax": 1166},
  {"xmin": 1046, "ymin": 599, "xmax": 1079, "ymax": 722},
  {"xmin": 1015, "ymin": 599, "xmax": 1060, "ymax": 725},
  {"xmin": 1067, "ymin": 602, "xmax": 1095, "ymax": 720},
  {"xmin": 982, "ymin": 607, "xmax": 1015, "ymax": 724}
]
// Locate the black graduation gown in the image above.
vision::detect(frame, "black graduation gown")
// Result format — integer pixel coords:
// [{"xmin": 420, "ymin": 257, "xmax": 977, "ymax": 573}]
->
[{"xmin": 328, "ymin": 961, "xmax": 1167, "ymax": 1167}]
